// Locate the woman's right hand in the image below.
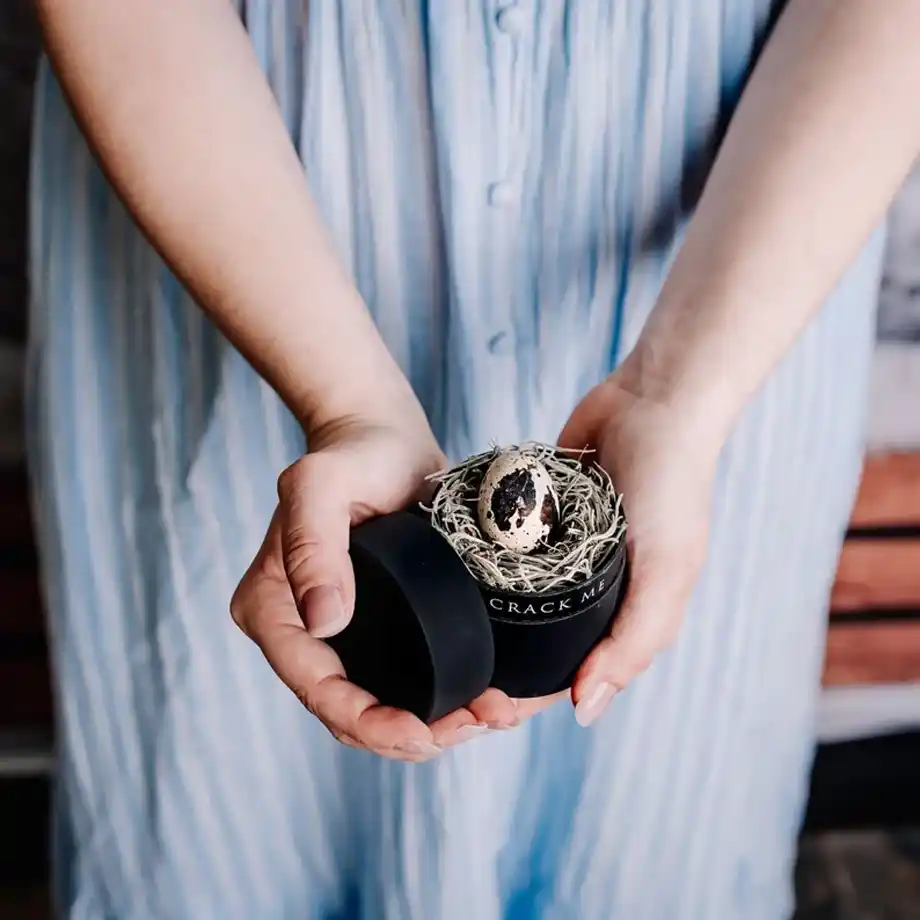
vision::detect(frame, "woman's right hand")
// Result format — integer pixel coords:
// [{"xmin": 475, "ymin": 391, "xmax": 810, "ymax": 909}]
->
[{"xmin": 230, "ymin": 413, "xmax": 527, "ymax": 761}]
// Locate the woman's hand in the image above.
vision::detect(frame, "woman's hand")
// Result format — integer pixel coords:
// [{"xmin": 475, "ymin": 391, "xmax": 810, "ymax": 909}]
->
[
  {"xmin": 558, "ymin": 368, "xmax": 722, "ymax": 726},
  {"xmin": 230, "ymin": 413, "xmax": 528, "ymax": 761},
  {"xmin": 554, "ymin": 0, "xmax": 920, "ymax": 728}
]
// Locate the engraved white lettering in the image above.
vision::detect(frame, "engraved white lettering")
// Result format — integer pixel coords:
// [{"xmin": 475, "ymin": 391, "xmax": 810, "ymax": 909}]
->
[{"xmin": 486, "ymin": 593, "xmax": 601, "ymax": 616}]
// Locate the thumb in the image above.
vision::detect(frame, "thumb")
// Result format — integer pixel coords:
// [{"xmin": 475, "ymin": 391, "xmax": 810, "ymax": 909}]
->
[
  {"xmin": 276, "ymin": 454, "xmax": 357, "ymax": 639},
  {"xmin": 557, "ymin": 387, "xmax": 606, "ymax": 451}
]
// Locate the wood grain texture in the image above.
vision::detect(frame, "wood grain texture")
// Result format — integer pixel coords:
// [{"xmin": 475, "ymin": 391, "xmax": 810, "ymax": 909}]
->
[
  {"xmin": 850, "ymin": 453, "xmax": 920, "ymax": 529},
  {"xmin": 823, "ymin": 623, "xmax": 920, "ymax": 686},
  {"xmin": 830, "ymin": 539, "xmax": 920, "ymax": 612}
]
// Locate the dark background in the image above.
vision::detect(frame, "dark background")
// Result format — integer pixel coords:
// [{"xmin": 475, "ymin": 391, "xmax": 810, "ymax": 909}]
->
[{"xmin": 0, "ymin": 0, "xmax": 37, "ymax": 344}]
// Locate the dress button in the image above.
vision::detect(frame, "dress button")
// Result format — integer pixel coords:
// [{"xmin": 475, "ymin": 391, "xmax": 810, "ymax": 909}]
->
[
  {"xmin": 488, "ymin": 181, "xmax": 516, "ymax": 207},
  {"xmin": 488, "ymin": 331, "xmax": 514, "ymax": 355},
  {"xmin": 496, "ymin": 5, "xmax": 527, "ymax": 37}
]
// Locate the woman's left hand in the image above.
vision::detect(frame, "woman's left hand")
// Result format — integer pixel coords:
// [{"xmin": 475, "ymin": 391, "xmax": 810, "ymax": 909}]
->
[{"xmin": 558, "ymin": 368, "xmax": 724, "ymax": 726}]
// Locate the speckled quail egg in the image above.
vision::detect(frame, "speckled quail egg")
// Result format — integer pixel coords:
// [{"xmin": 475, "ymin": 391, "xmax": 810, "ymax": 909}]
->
[{"xmin": 477, "ymin": 451, "xmax": 560, "ymax": 553}]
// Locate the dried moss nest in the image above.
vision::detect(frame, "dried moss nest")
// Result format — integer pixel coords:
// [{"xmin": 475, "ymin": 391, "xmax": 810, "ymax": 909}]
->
[{"xmin": 423, "ymin": 441, "xmax": 626, "ymax": 594}]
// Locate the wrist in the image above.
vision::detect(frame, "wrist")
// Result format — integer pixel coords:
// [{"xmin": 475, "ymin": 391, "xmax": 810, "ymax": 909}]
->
[
  {"xmin": 613, "ymin": 336, "xmax": 741, "ymax": 459},
  {"xmin": 277, "ymin": 301, "xmax": 422, "ymax": 439},
  {"xmin": 299, "ymin": 361, "xmax": 433, "ymax": 448}
]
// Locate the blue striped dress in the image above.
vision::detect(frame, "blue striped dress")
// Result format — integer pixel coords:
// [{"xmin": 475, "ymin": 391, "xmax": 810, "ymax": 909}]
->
[{"xmin": 27, "ymin": 2, "xmax": 885, "ymax": 918}]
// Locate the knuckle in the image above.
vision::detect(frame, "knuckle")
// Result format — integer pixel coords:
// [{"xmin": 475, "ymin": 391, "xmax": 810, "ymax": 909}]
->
[
  {"xmin": 282, "ymin": 525, "xmax": 327, "ymax": 587},
  {"xmin": 623, "ymin": 620, "xmax": 680, "ymax": 673},
  {"xmin": 629, "ymin": 649, "xmax": 656, "ymax": 676},
  {"xmin": 297, "ymin": 689, "xmax": 363, "ymax": 749},
  {"xmin": 277, "ymin": 457, "xmax": 309, "ymax": 503},
  {"xmin": 332, "ymin": 730, "xmax": 363, "ymax": 749},
  {"xmin": 614, "ymin": 633, "xmax": 657, "ymax": 677},
  {"xmin": 295, "ymin": 687, "xmax": 321, "ymax": 719},
  {"xmin": 283, "ymin": 521, "xmax": 323, "ymax": 557},
  {"xmin": 228, "ymin": 584, "xmax": 250, "ymax": 635},
  {"xmin": 278, "ymin": 453, "xmax": 340, "ymax": 505}
]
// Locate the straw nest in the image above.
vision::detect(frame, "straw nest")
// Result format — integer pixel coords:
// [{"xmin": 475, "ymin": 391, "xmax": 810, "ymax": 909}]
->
[{"xmin": 423, "ymin": 441, "xmax": 626, "ymax": 594}]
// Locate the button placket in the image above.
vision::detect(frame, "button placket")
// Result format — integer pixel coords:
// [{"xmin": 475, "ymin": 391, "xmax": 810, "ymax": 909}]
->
[
  {"xmin": 484, "ymin": 1, "xmax": 528, "ymax": 383},
  {"xmin": 488, "ymin": 1, "xmax": 529, "ymax": 210}
]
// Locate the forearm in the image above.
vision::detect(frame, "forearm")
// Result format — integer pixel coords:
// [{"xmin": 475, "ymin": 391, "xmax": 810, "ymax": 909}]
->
[
  {"xmin": 36, "ymin": 0, "xmax": 417, "ymax": 432},
  {"xmin": 623, "ymin": 0, "xmax": 920, "ymax": 445}
]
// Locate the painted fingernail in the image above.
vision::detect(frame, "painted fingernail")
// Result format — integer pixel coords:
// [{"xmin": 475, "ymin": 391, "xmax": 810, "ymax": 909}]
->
[
  {"xmin": 451, "ymin": 723, "xmax": 490, "ymax": 744},
  {"xmin": 303, "ymin": 586, "xmax": 346, "ymax": 639},
  {"xmin": 394, "ymin": 740, "xmax": 442, "ymax": 757},
  {"xmin": 575, "ymin": 682, "xmax": 616, "ymax": 727}
]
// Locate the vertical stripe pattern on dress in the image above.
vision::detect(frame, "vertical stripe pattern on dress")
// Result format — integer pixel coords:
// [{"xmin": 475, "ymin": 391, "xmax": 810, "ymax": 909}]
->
[{"xmin": 28, "ymin": 2, "xmax": 882, "ymax": 918}]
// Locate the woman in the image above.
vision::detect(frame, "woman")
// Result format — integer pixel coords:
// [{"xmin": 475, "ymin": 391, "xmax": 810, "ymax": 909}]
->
[{"xmin": 28, "ymin": 1, "xmax": 920, "ymax": 918}]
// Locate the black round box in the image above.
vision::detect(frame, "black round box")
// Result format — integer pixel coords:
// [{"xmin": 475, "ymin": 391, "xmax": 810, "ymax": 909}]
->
[
  {"xmin": 326, "ymin": 507, "xmax": 628, "ymax": 723},
  {"xmin": 482, "ymin": 544, "xmax": 627, "ymax": 699}
]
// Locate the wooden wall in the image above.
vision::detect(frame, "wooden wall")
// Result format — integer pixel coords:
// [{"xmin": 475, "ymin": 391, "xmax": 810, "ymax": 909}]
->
[{"xmin": 824, "ymin": 453, "xmax": 920, "ymax": 687}]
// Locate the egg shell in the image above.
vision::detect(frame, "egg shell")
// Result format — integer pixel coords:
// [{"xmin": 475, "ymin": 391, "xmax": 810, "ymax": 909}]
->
[{"xmin": 477, "ymin": 452, "xmax": 559, "ymax": 553}]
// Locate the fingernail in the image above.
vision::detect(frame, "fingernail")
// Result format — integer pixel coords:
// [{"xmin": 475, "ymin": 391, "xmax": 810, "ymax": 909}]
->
[
  {"xmin": 395, "ymin": 740, "xmax": 442, "ymax": 757},
  {"xmin": 575, "ymin": 682, "xmax": 616, "ymax": 727},
  {"xmin": 451, "ymin": 723, "xmax": 490, "ymax": 744},
  {"xmin": 303, "ymin": 585, "xmax": 346, "ymax": 639},
  {"xmin": 488, "ymin": 699, "xmax": 522, "ymax": 731}
]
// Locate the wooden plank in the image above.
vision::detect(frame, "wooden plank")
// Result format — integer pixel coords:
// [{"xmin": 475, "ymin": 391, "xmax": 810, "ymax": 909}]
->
[
  {"xmin": 830, "ymin": 539, "xmax": 920, "ymax": 612},
  {"xmin": 850, "ymin": 452, "xmax": 920, "ymax": 529},
  {"xmin": 823, "ymin": 622, "xmax": 920, "ymax": 685}
]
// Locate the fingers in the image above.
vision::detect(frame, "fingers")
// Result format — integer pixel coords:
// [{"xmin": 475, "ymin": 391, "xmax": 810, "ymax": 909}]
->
[
  {"xmin": 467, "ymin": 688, "xmax": 519, "ymax": 729},
  {"xmin": 231, "ymin": 509, "xmax": 439, "ymax": 761},
  {"xmin": 572, "ymin": 550, "xmax": 692, "ymax": 727},
  {"xmin": 514, "ymin": 691, "xmax": 567, "ymax": 721},
  {"xmin": 237, "ymin": 501, "xmax": 558, "ymax": 757},
  {"xmin": 426, "ymin": 689, "xmax": 518, "ymax": 747},
  {"xmin": 277, "ymin": 454, "xmax": 356, "ymax": 639},
  {"xmin": 241, "ymin": 475, "xmax": 592, "ymax": 754},
  {"xmin": 259, "ymin": 619, "xmax": 436, "ymax": 759},
  {"xmin": 429, "ymin": 708, "xmax": 489, "ymax": 746},
  {"xmin": 429, "ymin": 688, "xmax": 567, "ymax": 747}
]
